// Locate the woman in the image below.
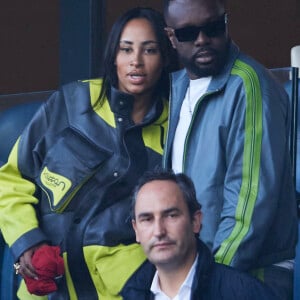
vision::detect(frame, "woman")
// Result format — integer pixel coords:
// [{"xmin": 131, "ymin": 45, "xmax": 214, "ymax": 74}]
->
[{"xmin": 0, "ymin": 7, "xmax": 174, "ymax": 299}]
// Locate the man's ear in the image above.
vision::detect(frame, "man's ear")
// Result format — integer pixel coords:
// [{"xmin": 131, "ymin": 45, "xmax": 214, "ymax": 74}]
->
[
  {"xmin": 132, "ymin": 219, "xmax": 140, "ymax": 243},
  {"xmin": 165, "ymin": 28, "xmax": 177, "ymax": 49},
  {"xmin": 192, "ymin": 210, "xmax": 202, "ymax": 234}
]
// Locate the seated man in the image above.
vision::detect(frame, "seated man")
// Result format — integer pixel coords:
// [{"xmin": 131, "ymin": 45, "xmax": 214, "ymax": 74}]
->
[{"xmin": 121, "ymin": 169, "xmax": 278, "ymax": 299}]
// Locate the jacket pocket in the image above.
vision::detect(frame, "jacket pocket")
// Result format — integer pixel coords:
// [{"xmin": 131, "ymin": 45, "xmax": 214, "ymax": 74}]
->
[
  {"xmin": 87, "ymin": 244, "xmax": 146, "ymax": 297},
  {"xmin": 36, "ymin": 127, "xmax": 112, "ymax": 212}
]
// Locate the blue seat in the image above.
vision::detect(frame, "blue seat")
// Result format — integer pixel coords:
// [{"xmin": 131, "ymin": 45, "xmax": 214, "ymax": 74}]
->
[
  {"xmin": 295, "ymin": 219, "xmax": 300, "ymax": 299},
  {"xmin": 270, "ymin": 67, "xmax": 299, "ymax": 300},
  {"xmin": 284, "ymin": 68, "xmax": 300, "ymax": 300},
  {"xmin": 0, "ymin": 101, "xmax": 43, "ymax": 163},
  {"xmin": 0, "ymin": 92, "xmax": 53, "ymax": 299},
  {"xmin": 288, "ymin": 69, "xmax": 300, "ymax": 300}
]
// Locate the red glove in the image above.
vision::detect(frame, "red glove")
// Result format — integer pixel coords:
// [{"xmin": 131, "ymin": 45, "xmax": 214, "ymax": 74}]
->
[{"xmin": 24, "ymin": 245, "xmax": 64, "ymax": 296}]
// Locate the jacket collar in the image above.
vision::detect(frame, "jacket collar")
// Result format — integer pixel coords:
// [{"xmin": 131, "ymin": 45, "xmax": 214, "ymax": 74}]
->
[
  {"xmin": 109, "ymin": 86, "xmax": 134, "ymax": 117},
  {"xmin": 109, "ymin": 86, "xmax": 165, "ymax": 126},
  {"xmin": 191, "ymin": 239, "xmax": 215, "ymax": 295},
  {"xmin": 121, "ymin": 239, "xmax": 214, "ymax": 299},
  {"xmin": 171, "ymin": 40, "xmax": 240, "ymax": 96},
  {"xmin": 207, "ymin": 40, "xmax": 240, "ymax": 92}
]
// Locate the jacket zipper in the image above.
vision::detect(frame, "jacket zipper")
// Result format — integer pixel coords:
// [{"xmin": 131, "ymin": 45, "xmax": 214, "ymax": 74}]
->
[{"xmin": 162, "ymin": 74, "xmax": 173, "ymax": 168}]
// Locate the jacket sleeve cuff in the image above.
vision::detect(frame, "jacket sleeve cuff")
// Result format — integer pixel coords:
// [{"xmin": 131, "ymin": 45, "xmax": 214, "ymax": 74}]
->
[{"xmin": 10, "ymin": 228, "xmax": 49, "ymax": 261}]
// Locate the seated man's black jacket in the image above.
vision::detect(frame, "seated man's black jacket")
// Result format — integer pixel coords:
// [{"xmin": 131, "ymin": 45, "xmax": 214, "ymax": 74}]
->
[{"xmin": 121, "ymin": 239, "xmax": 278, "ymax": 300}]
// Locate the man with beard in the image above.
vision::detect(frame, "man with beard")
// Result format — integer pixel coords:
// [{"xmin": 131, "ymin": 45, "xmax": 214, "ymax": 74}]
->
[{"xmin": 162, "ymin": 0, "xmax": 297, "ymax": 299}]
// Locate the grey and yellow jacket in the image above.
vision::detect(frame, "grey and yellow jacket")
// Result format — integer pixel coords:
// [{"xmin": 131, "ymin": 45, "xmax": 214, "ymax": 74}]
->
[
  {"xmin": 0, "ymin": 79, "xmax": 168, "ymax": 299},
  {"xmin": 163, "ymin": 41, "xmax": 298, "ymax": 271}
]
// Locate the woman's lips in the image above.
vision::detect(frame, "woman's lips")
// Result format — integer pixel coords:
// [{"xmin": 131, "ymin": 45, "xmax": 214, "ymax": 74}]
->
[{"xmin": 128, "ymin": 73, "xmax": 146, "ymax": 84}]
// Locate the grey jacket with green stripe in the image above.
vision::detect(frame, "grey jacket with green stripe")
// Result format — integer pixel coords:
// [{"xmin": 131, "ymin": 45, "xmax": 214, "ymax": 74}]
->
[{"xmin": 163, "ymin": 41, "xmax": 298, "ymax": 271}]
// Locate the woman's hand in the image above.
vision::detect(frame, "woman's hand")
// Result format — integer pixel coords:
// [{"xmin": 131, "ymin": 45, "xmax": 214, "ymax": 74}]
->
[{"xmin": 17, "ymin": 243, "xmax": 47, "ymax": 279}]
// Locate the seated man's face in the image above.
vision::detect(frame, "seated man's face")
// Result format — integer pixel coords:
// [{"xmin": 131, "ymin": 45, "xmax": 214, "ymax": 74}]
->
[{"xmin": 132, "ymin": 179, "xmax": 201, "ymax": 269}]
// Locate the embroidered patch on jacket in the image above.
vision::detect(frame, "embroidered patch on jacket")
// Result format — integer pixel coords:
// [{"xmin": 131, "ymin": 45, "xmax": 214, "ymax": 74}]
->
[{"xmin": 40, "ymin": 166, "xmax": 72, "ymax": 206}]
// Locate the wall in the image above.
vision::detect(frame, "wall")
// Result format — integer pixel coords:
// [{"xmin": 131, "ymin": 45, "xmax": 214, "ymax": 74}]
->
[
  {"xmin": 0, "ymin": 0, "xmax": 299, "ymax": 95},
  {"xmin": 228, "ymin": 0, "xmax": 300, "ymax": 67},
  {"xmin": 0, "ymin": 1, "xmax": 59, "ymax": 94},
  {"xmin": 106, "ymin": 0, "xmax": 300, "ymax": 68},
  {"xmin": 105, "ymin": 0, "xmax": 163, "ymax": 32}
]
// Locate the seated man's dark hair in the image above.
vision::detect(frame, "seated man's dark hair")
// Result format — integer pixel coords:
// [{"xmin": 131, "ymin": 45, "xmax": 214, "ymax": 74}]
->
[{"xmin": 131, "ymin": 168, "xmax": 201, "ymax": 220}]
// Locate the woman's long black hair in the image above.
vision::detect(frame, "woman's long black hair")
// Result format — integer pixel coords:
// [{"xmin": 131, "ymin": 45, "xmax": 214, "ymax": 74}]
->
[{"xmin": 98, "ymin": 7, "xmax": 177, "ymax": 105}]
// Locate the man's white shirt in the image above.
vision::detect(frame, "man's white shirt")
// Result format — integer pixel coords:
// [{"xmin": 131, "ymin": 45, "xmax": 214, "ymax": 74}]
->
[
  {"xmin": 172, "ymin": 77, "xmax": 211, "ymax": 173},
  {"xmin": 150, "ymin": 255, "xmax": 198, "ymax": 300}
]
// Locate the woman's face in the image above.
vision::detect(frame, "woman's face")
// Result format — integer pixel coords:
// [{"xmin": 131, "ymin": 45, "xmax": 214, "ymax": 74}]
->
[{"xmin": 115, "ymin": 18, "xmax": 164, "ymax": 98}]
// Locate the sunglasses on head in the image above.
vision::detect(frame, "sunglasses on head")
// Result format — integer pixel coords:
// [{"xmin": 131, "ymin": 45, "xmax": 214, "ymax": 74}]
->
[{"xmin": 170, "ymin": 13, "xmax": 228, "ymax": 42}]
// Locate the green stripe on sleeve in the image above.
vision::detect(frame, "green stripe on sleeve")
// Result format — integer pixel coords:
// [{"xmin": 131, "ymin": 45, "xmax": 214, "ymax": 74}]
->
[{"xmin": 215, "ymin": 59, "xmax": 263, "ymax": 265}]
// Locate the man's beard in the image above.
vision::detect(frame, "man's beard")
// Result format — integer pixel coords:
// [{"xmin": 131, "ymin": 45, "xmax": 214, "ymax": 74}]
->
[{"xmin": 180, "ymin": 43, "xmax": 230, "ymax": 78}]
